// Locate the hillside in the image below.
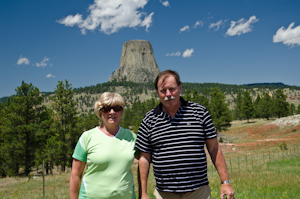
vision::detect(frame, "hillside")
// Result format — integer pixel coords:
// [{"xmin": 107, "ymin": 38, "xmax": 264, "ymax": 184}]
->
[
  {"xmin": 63, "ymin": 82, "xmax": 300, "ymax": 114},
  {"xmin": 2, "ymin": 82, "xmax": 300, "ymax": 114}
]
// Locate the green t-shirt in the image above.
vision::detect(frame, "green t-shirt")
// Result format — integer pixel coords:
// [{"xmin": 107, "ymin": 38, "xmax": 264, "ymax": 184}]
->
[{"xmin": 72, "ymin": 126, "xmax": 137, "ymax": 199}]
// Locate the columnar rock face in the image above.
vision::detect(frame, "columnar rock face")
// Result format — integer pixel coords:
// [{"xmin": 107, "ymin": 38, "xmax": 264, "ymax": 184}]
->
[{"xmin": 109, "ymin": 40, "xmax": 161, "ymax": 83}]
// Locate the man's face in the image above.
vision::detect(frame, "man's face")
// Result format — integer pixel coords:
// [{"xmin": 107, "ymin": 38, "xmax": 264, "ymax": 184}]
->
[{"xmin": 156, "ymin": 74, "xmax": 182, "ymax": 109}]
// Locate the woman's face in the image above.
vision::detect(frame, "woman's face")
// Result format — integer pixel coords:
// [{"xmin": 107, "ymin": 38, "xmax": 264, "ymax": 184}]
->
[{"xmin": 101, "ymin": 105, "xmax": 123, "ymax": 127}]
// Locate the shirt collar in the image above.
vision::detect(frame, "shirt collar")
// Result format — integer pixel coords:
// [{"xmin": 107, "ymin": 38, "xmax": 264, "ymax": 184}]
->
[{"xmin": 153, "ymin": 96, "xmax": 188, "ymax": 115}]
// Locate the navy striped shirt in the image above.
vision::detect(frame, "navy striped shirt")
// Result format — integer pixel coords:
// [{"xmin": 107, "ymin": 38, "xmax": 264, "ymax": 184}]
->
[{"xmin": 135, "ymin": 97, "xmax": 217, "ymax": 193}]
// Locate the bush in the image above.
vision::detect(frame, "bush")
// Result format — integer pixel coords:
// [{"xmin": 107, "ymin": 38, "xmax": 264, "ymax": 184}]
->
[{"xmin": 279, "ymin": 142, "xmax": 287, "ymax": 150}]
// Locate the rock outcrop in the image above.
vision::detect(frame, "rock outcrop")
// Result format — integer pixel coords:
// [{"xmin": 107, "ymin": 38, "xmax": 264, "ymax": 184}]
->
[{"xmin": 109, "ymin": 40, "xmax": 161, "ymax": 83}]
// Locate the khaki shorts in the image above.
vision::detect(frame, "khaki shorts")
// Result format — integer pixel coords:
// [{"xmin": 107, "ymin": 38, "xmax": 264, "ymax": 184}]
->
[{"xmin": 153, "ymin": 185, "xmax": 211, "ymax": 199}]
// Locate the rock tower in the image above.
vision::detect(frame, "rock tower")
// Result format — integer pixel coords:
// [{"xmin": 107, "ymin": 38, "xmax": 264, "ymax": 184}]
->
[{"xmin": 109, "ymin": 40, "xmax": 160, "ymax": 83}]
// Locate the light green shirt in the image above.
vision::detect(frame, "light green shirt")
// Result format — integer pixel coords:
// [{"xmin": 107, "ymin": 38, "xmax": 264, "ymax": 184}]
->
[{"xmin": 72, "ymin": 127, "xmax": 136, "ymax": 199}]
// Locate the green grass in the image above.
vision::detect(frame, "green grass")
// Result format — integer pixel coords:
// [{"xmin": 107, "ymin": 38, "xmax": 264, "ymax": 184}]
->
[
  {"xmin": 1, "ymin": 155, "xmax": 299, "ymax": 198},
  {"xmin": 208, "ymin": 155, "xmax": 300, "ymax": 198}
]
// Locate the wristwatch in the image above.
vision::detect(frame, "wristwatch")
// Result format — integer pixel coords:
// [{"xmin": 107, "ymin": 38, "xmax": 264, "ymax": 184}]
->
[{"xmin": 221, "ymin": 179, "xmax": 231, "ymax": 184}]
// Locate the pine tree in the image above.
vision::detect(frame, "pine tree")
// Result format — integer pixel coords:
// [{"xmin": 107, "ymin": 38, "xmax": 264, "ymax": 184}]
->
[
  {"xmin": 233, "ymin": 90, "xmax": 243, "ymax": 120},
  {"xmin": 209, "ymin": 88, "xmax": 232, "ymax": 132},
  {"xmin": 288, "ymin": 103, "xmax": 296, "ymax": 115},
  {"xmin": 253, "ymin": 94, "xmax": 262, "ymax": 119},
  {"xmin": 241, "ymin": 90, "xmax": 254, "ymax": 123},
  {"xmin": 184, "ymin": 89, "xmax": 192, "ymax": 101},
  {"xmin": 0, "ymin": 102, "xmax": 6, "ymax": 176},
  {"xmin": 260, "ymin": 93, "xmax": 272, "ymax": 120},
  {"xmin": 297, "ymin": 104, "xmax": 300, "ymax": 114},
  {"xmin": 51, "ymin": 80, "xmax": 78, "ymax": 172},
  {"xmin": 272, "ymin": 89, "xmax": 289, "ymax": 118},
  {"xmin": 0, "ymin": 81, "xmax": 47, "ymax": 176}
]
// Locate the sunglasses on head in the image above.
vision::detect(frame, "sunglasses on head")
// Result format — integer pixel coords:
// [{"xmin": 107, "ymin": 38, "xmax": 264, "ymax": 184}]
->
[{"xmin": 101, "ymin": 106, "xmax": 123, "ymax": 113}]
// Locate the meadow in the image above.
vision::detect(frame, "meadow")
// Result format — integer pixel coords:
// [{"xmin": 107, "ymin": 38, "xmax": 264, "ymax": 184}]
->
[{"xmin": 0, "ymin": 118, "xmax": 299, "ymax": 198}]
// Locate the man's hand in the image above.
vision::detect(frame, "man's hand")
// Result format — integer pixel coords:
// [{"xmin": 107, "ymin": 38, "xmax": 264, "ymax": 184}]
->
[{"xmin": 220, "ymin": 183, "xmax": 235, "ymax": 199}]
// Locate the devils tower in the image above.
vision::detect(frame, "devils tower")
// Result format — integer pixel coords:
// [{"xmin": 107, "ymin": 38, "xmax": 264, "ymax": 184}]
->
[{"xmin": 109, "ymin": 40, "xmax": 161, "ymax": 83}]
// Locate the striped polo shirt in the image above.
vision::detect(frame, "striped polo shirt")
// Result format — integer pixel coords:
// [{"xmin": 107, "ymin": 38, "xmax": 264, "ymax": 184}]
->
[{"xmin": 135, "ymin": 97, "xmax": 217, "ymax": 193}]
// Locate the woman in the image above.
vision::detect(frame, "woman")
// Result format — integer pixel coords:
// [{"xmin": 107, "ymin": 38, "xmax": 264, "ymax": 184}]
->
[{"xmin": 70, "ymin": 92, "xmax": 137, "ymax": 199}]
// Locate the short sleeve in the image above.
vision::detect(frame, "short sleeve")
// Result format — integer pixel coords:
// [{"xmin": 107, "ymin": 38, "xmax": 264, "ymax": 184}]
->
[
  {"xmin": 72, "ymin": 135, "xmax": 87, "ymax": 162},
  {"xmin": 135, "ymin": 117, "xmax": 153, "ymax": 153}
]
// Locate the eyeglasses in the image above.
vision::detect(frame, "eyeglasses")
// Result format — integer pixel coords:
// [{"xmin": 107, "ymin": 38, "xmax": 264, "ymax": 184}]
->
[{"xmin": 101, "ymin": 106, "xmax": 123, "ymax": 113}]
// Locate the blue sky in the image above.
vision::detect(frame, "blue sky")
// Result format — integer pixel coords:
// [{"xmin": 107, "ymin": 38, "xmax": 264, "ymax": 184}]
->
[{"xmin": 1, "ymin": 0, "xmax": 300, "ymax": 98}]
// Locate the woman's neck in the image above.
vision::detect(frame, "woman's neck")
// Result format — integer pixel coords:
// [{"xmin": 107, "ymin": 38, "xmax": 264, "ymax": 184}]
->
[{"xmin": 99, "ymin": 125, "xmax": 119, "ymax": 137}]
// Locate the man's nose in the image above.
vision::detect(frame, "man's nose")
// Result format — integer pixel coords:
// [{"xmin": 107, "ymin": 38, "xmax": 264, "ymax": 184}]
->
[{"xmin": 166, "ymin": 89, "xmax": 171, "ymax": 96}]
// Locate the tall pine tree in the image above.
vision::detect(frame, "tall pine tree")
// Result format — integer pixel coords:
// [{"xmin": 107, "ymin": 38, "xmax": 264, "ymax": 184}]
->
[
  {"xmin": 272, "ymin": 89, "xmax": 289, "ymax": 118},
  {"xmin": 260, "ymin": 92, "xmax": 272, "ymax": 120},
  {"xmin": 241, "ymin": 90, "xmax": 254, "ymax": 123},
  {"xmin": 0, "ymin": 81, "xmax": 47, "ymax": 176},
  {"xmin": 51, "ymin": 80, "xmax": 78, "ymax": 172},
  {"xmin": 209, "ymin": 87, "xmax": 232, "ymax": 132},
  {"xmin": 233, "ymin": 90, "xmax": 243, "ymax": 120}
]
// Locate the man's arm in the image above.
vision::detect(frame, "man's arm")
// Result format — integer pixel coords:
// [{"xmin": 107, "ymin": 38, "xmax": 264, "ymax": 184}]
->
[
  {"xmin": 138, "ymin": 152, "xmax": 152, "ymax": 199},
  {"xmin": 206, "ymin": 138, "xmax": 235, "ymax": 199}
]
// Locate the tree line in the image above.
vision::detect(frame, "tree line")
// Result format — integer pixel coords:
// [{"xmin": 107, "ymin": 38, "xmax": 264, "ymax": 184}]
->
[
  {"xmin": 0, "ymin": 80, "xmax": 99, "ymax": 177},
  {"xmin": 233, "ymin": 89, "xmax": 300, "ymax": 122},
  {"xmin": 1, "ymin": 80, "xmax": 300, "ymax": 178}
]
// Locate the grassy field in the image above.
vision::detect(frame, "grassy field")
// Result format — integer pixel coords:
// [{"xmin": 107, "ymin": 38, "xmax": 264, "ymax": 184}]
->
[{"xmin": 1, "ymin": 119, "xmax": 300, "ymax": 198}]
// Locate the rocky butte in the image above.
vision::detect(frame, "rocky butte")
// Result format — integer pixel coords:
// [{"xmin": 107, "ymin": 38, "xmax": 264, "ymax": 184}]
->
[{"xmin": 109, "ymin": 40, "xmax": 161, "ymax": 83}]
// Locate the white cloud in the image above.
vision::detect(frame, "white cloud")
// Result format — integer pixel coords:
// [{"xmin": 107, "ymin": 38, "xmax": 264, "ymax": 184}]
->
[
  {"xmin": 179, "ymin": 25, "xmax": 190, "ymax": 33},
  {"xmin": 57, "ymin": 0, "xmax": 154, "ymax": 35},
  {"xmin": 140, "ymin": 12, "xmax": 154, "ymax": 31},
  {"xmin": 194, "ymin": 20, "xmax": 204, "ymax": 28},
  {"xmin": 273, "ymin": 22, "xmax": 300, "ymax": 47},
  {"xmin": 17, "ymin": 56, "xmax": 30, "ymax": 65},
  {"xmin": 209, "ymin": 20, "xmax": 226, "ymax": 31},
  {"xmin": 225, "ymin": 15, "xmax": 259, "ymax": 36},
  {"xmin": 46, "ymin": 73, "xmax": 56, "ymax": 78},
  {"xmin": 161, "ymin": 1, "xmax": 170, "ymax": 7},
  {"xmin": 182, "ymin": 48, "xmax": 194, "ymax": 58},
  {"xmin": 35, "ymin": 57, "xmax": 50, "ymax": 67},
  {"xmin": 166, "ymin": 51, "xmax": 181, "ymax": 56},
  {"xmin": 57, "ymin": 13, "xmax": 83, "ymax": 27}
]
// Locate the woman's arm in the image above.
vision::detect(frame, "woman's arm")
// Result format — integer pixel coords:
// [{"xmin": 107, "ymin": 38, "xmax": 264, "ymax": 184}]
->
[{"xmin": 70, "ymin": 159, "xmax": 86, "ymax": 199}]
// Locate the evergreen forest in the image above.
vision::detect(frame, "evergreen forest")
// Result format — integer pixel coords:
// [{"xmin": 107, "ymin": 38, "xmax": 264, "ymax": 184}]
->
[{"xmin": 1, "ymin": 80, "xmax": 300, "ymax": 178}]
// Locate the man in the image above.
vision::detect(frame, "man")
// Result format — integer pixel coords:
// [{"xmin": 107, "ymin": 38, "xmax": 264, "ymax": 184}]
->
[{"xmin": 136, "ymin": 70, "xmax": 235, "ymax": 199}]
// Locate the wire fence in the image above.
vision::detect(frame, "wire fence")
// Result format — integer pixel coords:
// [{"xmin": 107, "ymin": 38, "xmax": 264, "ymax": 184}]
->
[{"xmin": 208, "ymin": 144, "xmax": 300, "ymax": 177}]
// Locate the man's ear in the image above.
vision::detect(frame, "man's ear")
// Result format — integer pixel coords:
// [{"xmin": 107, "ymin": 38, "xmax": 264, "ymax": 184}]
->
[
  {"xmin": 156, "ymin": 89, "xmax": 159, "ymax": 95},
  {"xmin": 179, "ymin": 85, "xmax": 182, "ymax": 94}
]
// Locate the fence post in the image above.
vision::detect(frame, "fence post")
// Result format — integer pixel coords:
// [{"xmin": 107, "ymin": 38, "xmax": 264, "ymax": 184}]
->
[
  {"xmin": 238, "ymin": 157, "xmax": 240, "ymax": 172},
  {"xmin": 43, "ymin": 160, "xmax": 45, "ymax": 198}
]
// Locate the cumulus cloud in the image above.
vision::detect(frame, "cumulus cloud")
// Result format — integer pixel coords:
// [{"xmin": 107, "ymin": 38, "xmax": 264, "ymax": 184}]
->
[
  {"xmin": 209, "ymin": 20, "xmax": 226, "ymax": 31},
  {"xmin": 194, "ymin": 20, "xmax": 204, "ymax": 28},
  {"xmin": 166, "ymin": 51, "xmax": 181, "ymax": 56},
  {"xmin": 180, "ymin": 25, "xmax": 190, "ymax": 33},
  {"xmin": 35, "ymin": 57, "xmax": 50, "ymax": 67},
  {"xmin": 160, "ymin": 0, "xmax": 170, "ymax": 7},
  {"xmin": 182, "ymin": 48, "xmax": 194, "ymax": 58},
  {"xmin": 225, "ymin": 15, "xmax": 259, "ymax": 36},
  {"xmin": 17, "ymin": 56, "xmax": 30, "ymax": 65},
  {"xmin": 273, "ymin": 22, "xmax": 300, "ymax": 47},
  {"xmin": 46, "ymin": 73, "xmax": 56, "ymax": 78},
  {"xmin": 57, "ymin": 0, "xmax": 154, "ymax": 35}
]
